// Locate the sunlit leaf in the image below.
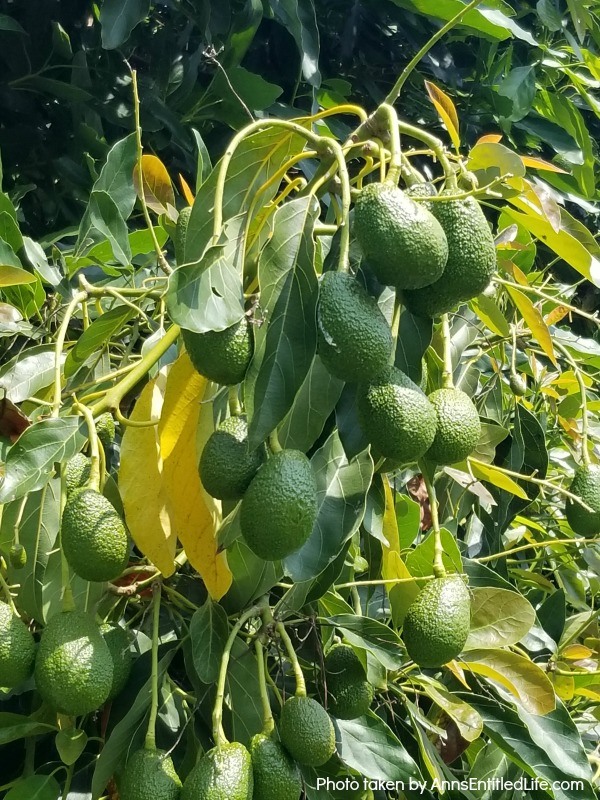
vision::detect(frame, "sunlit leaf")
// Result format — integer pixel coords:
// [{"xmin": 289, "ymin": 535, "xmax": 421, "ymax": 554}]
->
[{"xmin": 425, "ymin": 81, "xmax": 460, "ymax": 150}]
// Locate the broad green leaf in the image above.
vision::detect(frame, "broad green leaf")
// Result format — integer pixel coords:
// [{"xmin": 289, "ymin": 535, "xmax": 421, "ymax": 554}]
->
[
  {"xmin": 0, "ymin": 240, "xmax": 22, "ymax": 268},
  {"xmin": 467, "ymin": 142, "xmax": 525, "ymax": 178},
  {"xmin": 270, "ymin": 0, "xmax": 321, "ymax": 86},
  {"xmin": 222, "ymin": 539, "xmax": 282, "ymax": 613},
  {"xmin": 0, "ymin": 713, "xmax": 56, "ymax": 745},
  {"xmin": 470, "ymin": 294, "xmax": 510, "ymax": 337},
  {"xmin": 100, "ymin": 0, "xmax": 150, "ymax": 49},
  {"xmin": 21, "ymin": 237, "xmax": 61, "ymax": 286},
  {"xmin": 5, "ymin": 775, "xmax": 62, "ymax": 800},
  {"xmin": 504, "ymin": 284, "xmax": 558, "ymax": 366},
  {"xmin": 394, "ymin": 310, "xmax": 432, "ymax": 382},
  {"xmin": 465, "ymin": 587, "xmax": 536, "ymax": 649},
  {"xmin": 381, "ymin": 477, "xmax": 420, "ymax": 627},
  {"xmin": 496, "ymin": 66, "xmax": 536, "ymax": 122},
  {"xmin": 65, "ymin": 305, "xmax": 137, "ymax": 377},
  {"xmin": 0, "ymin": 344, "xmax": 60, "ymax": 402},
  {"xmin": 323, "ymin": 614, "xmax": 404, "ymax": 670},
  {"xmin": 88, "ymin": 190, "xmax": 131, "ymax": 266},
  {"xmin": 133, "ymin": 154, "xmax": 175, "ymax": 217},
  {"xmin": 225, "ymin": 638, "xmax": 264, "ymax": 745},
  {"xmin": 468, "ymin": 460, "xmax": 529, "ymax": 500},
  {"xmin": 55, "ymin": 728, "xmax": 88, "ymax": 766},
  {"xmin": 417, "ymin": 677, "xmax": 483, "ymax": 741},
  {"xmin": 405, "ymin": 528, "xmax": 462, "ymax": 577},
  {"xmin": 190, "ymin": 598, "xmax": 229, "ymax": 684},
  {"xmin": 0, "ymin": 211, "xmax": 23, "ymax": 252},
  {"xmin": 80, "ymin": 226, "xmax": 168, "ymax": 266},
  {"xmin": 246, "ymin": 196, "xmax": 319, "ymax": 447},
  {"xmin": 425, "ymin": 81, "xmax": 460, "ymax": 149}
]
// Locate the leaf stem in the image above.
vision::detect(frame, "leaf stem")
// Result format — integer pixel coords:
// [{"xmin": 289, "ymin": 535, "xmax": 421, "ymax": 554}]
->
[
  {"xmin": 145, "ymin": 581, "xmax": 162, "ymax": 750},
  {"xmin": 475, "ymin": 536, "xmax": 600, "ymax": 564}
]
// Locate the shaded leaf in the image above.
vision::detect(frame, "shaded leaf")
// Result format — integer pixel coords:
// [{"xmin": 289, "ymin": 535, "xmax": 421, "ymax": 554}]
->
[
  {"xmin": 323, "ymin": 614, "xmax": 404, "ymax": 670},
  {"xmin": 100, "ymin": 0, "xmax": 150, "ymax": 49},
  {"xmin": 64, "ymin": 305, "xmax": 137, "ymax": 377},
  {"xmin": 190, "ymin": 598, "xmax": 229, "ymax": 684}
]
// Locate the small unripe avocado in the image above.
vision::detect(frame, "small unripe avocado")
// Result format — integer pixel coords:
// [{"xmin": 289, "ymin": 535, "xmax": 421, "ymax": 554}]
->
[
  {"xmin": 325, "ymin": 644, "xmax": 374, "ymax": 719},
  {"xmin": 118, "ymin": 748, "xmax": 182, "ymax": 800},
  {"xmin": 357, "ymin": 366, "xmax": 437, "ymax": 464},
  {"xmin": 100, "ymin": 623, "xmax": 132, "ymax": 700},
  {"xmin": 403, "ymin": 576, "xmax": 471, "ymax": 667},
  {"xmin": 0, "ymin": 603, "xmax": 36, "ymax": 688},
  {"xmin": 279, "ymin": 696, "xmax": 336, "ymax": 767},
  {"xmin": 240, "ymin": 450, "xmax": 317, "ymax": 561},
  {"xmin": 425, "ymin": 388, "xmax": 481, "ymax": 465},
  {"xmin": 9, "ymin": 543, "xmax": 27, "ymax": 569},
  {"xmin": 175, "ymin": 206, "xmax": 192, "ymax": 265},
  {"xmin": 354, "ymin": 182, "xmax": 448, "ymax": 289},
  {"xmin": 61, "ymin": 488, "xmax": 129, "ymax": 583},
  {"xmin": 565, "ymin": 464, "xmax": 600, "ymax": 537},
  {"xmin": 182, "ymin": 318, "xmax": 253, "ymax": 386},
  {"xmin": 181, "ymin": 742, "xmax": 253, "ymax": 800},
  {"xmin": 317, "ymin": 271, "xmax": 393, "ymax": 383},
  {"xmin": 509, "ymin": 372, "xmax": 527, "ymax": 397},
  {"xmin": 64, "ymin": 452, "xmax": 91, "ymax": 495},
  {"xmin": 199, "ymin": 416, "xmax": 266, "ymax": 500},
  {"xmin": 96, "ymin": 413, "xmax": 116, "ymax": 450},
  {"xmin": 249, "ymin": 733, "xmax": 302, "ymax": 800},
  {"xmin": 35, "ymin": 610, "xmax": 113, "ymax": 715}
]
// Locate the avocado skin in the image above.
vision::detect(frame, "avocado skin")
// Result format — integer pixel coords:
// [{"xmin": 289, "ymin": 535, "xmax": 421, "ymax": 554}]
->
[
  {"xmin": 279, "ymin": 696, "xmax": 336, "ymax": 767},
  {"xmin": 96, "ymin": 413, "xmax": 116, "ymax": 450},
  {"xmin": 249, "ymin": 733, "xmax": 302, "ymax": 800},
  {"xmin": 240, "ymin": 450, "xmax": 318, "ymax": 561},
  {"xmin": 403, "ymin": 194, "xmax": 496, "ymax": 318},
  {"xmin": 317, "ymin": 271, "xmax": 392, "ymax": 383},
  {"xmin": 566, "ymin": 464, "xmax": 600, "ymax": 537},
  {"xmin": 0, "ymin": 603, "xmax": 36, "ymax": 688},
  {"xmin": 181, "ymin": 742, "xmax": 253, "ymax": 800},
  {"xmin": 403, "ymin": 576, "xmax": 471, "ymax": 668},
  {"xmin": 175, "ymin": 206, "xmax": 192, "ymax": 265},
  {"xmin": 182, "ymin": 317, "xmax": 252, "ymax": 386},
  {"xmin": 425, "ymin": 388, "xmax": 481, "ymax": 465},
  {"xmin": 100, "ymin": 623, "xmax": 132, "ymax": 700},
  {"xmin": 35, "ymin": 610, "xmax": 113, "ymax": 715},
  {"xmin": 357, "ymin": 366, "xmax": 437, "ymax": 463},
  {"xmin": 354, "ymin": 182, "xmax": 448, "ymax": 290},
  {"xmin": 199, "ymin": 416, "xmax": 266, "ymax": 500},
  {"xmin": 61, "ymin": 488, "xmax": 129, "ymax": 583},
  {"xmin": 65, "ymin": 452, "xmax": 91, "ymax": 494},
  {"xmin": 118, "ymin": 748, "xmax": 182, "ymax": 800},
  {"xmin": 325, "ymin": 644, "xmax": 374, "ymax": 719}
]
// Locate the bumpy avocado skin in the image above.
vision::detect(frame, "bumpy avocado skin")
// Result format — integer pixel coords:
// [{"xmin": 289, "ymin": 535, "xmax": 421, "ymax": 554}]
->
[
  {"xmin": 35, "ymin": 610, "xmax": 113, "ymax": 715},
  {"xmin": 181, "ymin": 742, "xmax": 253, "ymax": 800},
  {"xmin": 182, "ymin": 318, "xmax": 253, "ymax": 386},
  {"xmin": 64, "ymin": 452, "xmax": 91, "ymax": 495},
  {"xmin": 279, "ymin": 696, "xmax": 336, "ymax": 767},
  {"xmin": 175, "ymin": 206, "xmax": 192, "ymax": 265},
  {"xmin": 403, "ymin": 194, "xmax": 496, "ymax": 317},
  {"xmin": 0, "ymin": 603, "xmax": 36, "ymax": 688},
  {"xmin": 100, "ymin": 623, "xmax": 132, "ymax": 700},
  {"xmin": 325, "ymin": 644, "xmax": 374, "ymax": 720},
  {"xmin": 566, "ymin": 464, "xmax": 600, "ymax": 537},
  {"xmin": 199, "ymin": 416, "xmax": 266, "ymax": 500},
  {"xmin": 357, "ymin": 366, "xmax": 437, "ymax": 463},
  {"xmin": 317, "ymin": 271, "xmax": 393, "ymax": 383},
  {"xmin": 354, "ymin": 182, "xmax": 448, "ymax": 289},
  {"xmin": 249, "ymin": 733, "xmax": 302, "ymax": 800},
  {"xmin": 118, "ymin": 748, "xmax": 182, "ymax": 800},
  {"xmin": 403, "ymin": 576, "xmax": 471, "ymax": 668},
  {"xmin": 61, "ymin": 488, "xmax": 129, "ymax": 583},
  {"xmin": 96, "ymin": 413, "xmax": 116, "ymax": 450},
  {"xmin": 240, "ymin": 450, "xmax": 318, "ymax": 561},
  {"xmin": 425, "ymin": 388, "xmax": 481, "ymax": 465}
]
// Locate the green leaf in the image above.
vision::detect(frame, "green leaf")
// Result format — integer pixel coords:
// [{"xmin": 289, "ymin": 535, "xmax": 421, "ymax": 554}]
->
[
  {"xmin": 405, "ymin": 528, "xmax": 462, "ymax": 577},
  {"xmin": 225, "ymin": 638, "xmax": 264, "ymax": 745},
  {"xmin": 467, "ymin": 142, "xmax": 526, "ymax": 178},
  {"xmin": 394, "ymin": 310, "xmax": 433, "ymax": 384},
  {"xmin": 0, "ymin": 344, "xmax": 62, "ymax": 403},
  {"xmin": 284, "ymin": 430, "xmax": 373, "ymax": 581},
  {"xmin": 88, "ymin": 190, "xmax": 131, "ymax": 266},
  {"xmin": 0, "ymin": 210, "xmax": 23, "ymax": 252},
  {"xmin": 465, "ymin": 587, "xmax": 536, "ymax": 649},
  {"xmin": 417, "ymin": 677, "xmax": 483, "ymax": 741},
  {"xmin": 64, "ymin": 305, "xmax": 137, "ymax": 377},
  {"xmin": 0, "ymin": 265, "xmax": 35, "ymax": 288},
  {"xmin": 223, "ymin": 540, "xmax": 282, "ymax": 614},
  {"xmin": 5, "ymin": 775, "xmax": 62, "ymax": 800},
  {"xmin": 270, "ymin": 0, "xmax": 321, "ymax": 86},
  {"xmin": 388, "ymin": 0, "xmax": 531, "ymax": 40},
  {"xmin": 323, "ymin": 614, "xmax": 404, "ymax": 670},
  {"xmin": 0, "ymin": 713, "xmax": 56, "ymax": 745},
  {"xmin": 497, "ymin": 66, "xmax": 536, "ymax": 122},
  {"xmin": 246, "ymin": 196, "xmax": 320, "ymax": 447},
  {"xmin": 470, "ymin": 294, "xmax": 511, "ymax": 337},
  {"xmin": 211, "ymin": 66, "xmax": 283, "ymax": 113},
  {"xmin": 100, "ymin": 0, "xmax": 150, "ymax": 49},
  {"xmin": 468, "ymin": 460, "xmax": 529, "ymax": 500},
  {"xmin": 190, "ymin": 598, "xmax": 229, "ymax": 684},
  {"xmin": 56, "ymin": 727, "xmax": 88, "ymax": 765}
]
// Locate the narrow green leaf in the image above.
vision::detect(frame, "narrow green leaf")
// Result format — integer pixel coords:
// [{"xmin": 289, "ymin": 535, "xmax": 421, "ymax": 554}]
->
[{"xmin": 64, "ymin": 305, "xmax": 137, "ymax": 377}]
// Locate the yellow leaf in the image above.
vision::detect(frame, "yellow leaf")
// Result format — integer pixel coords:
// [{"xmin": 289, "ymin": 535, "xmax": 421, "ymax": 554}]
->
[
  {"xmin": 504, "ymin": 284, "xmax": 558, "ymax": 367},
  {"xmin": 158, "ymin": 352, "xmax": 231, "ymax": 599},
  {"xmin": 0, "ymin": 265, "xmax": 36, "ymax": 287},
  {"xmin": 424, "ymin": 81, "xmax": 460, "ymax": 150},
  {"xmin": 133, "ymin": 154, "xmax": 175, "ymax": 217},
  {"xmin": 179, "ymin": 174, "xmax": 195, "ymax": 206},
  {"xmin": 418, "ymin": 678, "xmax": 483, "ymax": 741},
  {"xmin": 544, "ymin": 305, "xmax": 570, "ymax": 326},
  {"xmin": 381, "ymin": 477, "xmax": 419, "ymax": 627},
  {"xmin": 120, "ymin": 375, "xmax": 177, "ymax": 577},
  {"xmin": 477, "ymin": 133, "xmax": 503, "ymax": 144},
  {"xmin": 520, "ymin": 155, "xmax": 568, "ymax": 174},
  {"xmin": 468, "ymin": 460, "xmax": 528, "ymax": 500},
  {"xmin": 561, "ymin": 644, "xmax": 594, "ymax": 660},
  {"xmin": 550, "ymin": 672, "xmax": 574, "ymax": 701}
]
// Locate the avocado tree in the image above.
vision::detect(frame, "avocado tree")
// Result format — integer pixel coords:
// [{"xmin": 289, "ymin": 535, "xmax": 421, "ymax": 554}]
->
[{"xmin": 1, "ymin": 2, "xmax": 600, "ymax": 799}]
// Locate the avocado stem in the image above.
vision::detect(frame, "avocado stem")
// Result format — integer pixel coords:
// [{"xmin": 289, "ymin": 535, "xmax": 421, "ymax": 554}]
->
[
  {"xmin": 553, "ymin": 341, "xmax": 591, "ymax": 467},
  {"xmin": 440, "ymin": 314, "xmax": 454, "ymax": 389},
  {"xmin": 255, "ymin": 638, "xmax": 275, "ymax": 735},
  {"xmin": 275, "ymin": 620, "xmax": 307, "ymax": 697},
  {"xmin": 376, "ymin": 104, "xmax": 402, "ymax": 185},
  {"xmin": 145, "ymin": 581, "xmax": 162, "ymax": 751},
  {"xmin": 419, "ymin": 461, "xmax": 445, "ymax": 579},
  {"xmin": 390, "ymin": 294, "xmax": 402, "ymax": 360},
  {"xmin": 52, "ymin": 290, "xmax": 88, "ymax": 418},
  {"xmin": 268, "ymin": 429, "xmax": 283, "ymax": 454},
  {"xmin": 72, "ymin": 400, "xmax": 102, "ymax": 493},
  {"xmin": 57, "ymin": 475, "xmax": 76, "ymax": 613},
  {"xmin": 396, "ymin": 121, "xmax": 457, "ymax": 189},
  {"xmin": 228, "ymin": 386, "xmax": 243, "ymax": 417},
  {"xmin": 0, "ymin": 567, "xmax": 17, "ymax": 613}
]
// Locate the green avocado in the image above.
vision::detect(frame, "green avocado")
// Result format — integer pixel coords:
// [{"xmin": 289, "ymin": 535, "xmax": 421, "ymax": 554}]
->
[
  {"xmin": 509, "ymin": 372, "xmax": 527, "ymax": 397},
  {"xmin": 100, "ymin": 623, "xmax": 132, "ymax": 700},
  {"xmin": 403, "ymin": 194, "xmax": 497, "ymax": 318},
  {"xmin": 9, "ymin": 543, "xmax": 27, "ymax": 569},
  {"xmin": 249, "ymin": 732, "xmax": 302, "ymax": 800},
  {"xmin": 182, "ymin": 317, "xmax": 253, "ymax": 386},
  {"xmin": 357, "ymin": 366, "xmax": 437, "ymax": 464},
  {"xmin": 317, "ymin": 271, "xmax": 393, "ymax": 383},
  {"xmin": 118, "ymin": 748, "xmax": 182, "ymax": 800},
  {"xmin": 425, "ymin": 387, "xmax": 481, "ymax": 465},
  {"xmin": 199, "ymin": 416, "xmax": 266, "ymax": 500},
  {"xmin": 64, "ymin": 452, "xmax": 91, "ymax": 495},
  {"xmin": 61, "ymin": 488, "xmax": 129, "ymax": 583},
  {"xmin": 565, "ymin": 464, "xmax": 600, "ymax": 537},
  {"xmin": 240, "ymin": 450, "xmax": 317, "ymax": 561},
  {"xmin": 325, "ymin": 644, "xmax": 374, "ymax": 719},
  {"xmin": 96, "ymin": 412, "xmax": 116, "ymax": 450},
  {"xmin": 35, "ymin": 610, "xmax": 113, "ymax": 715},
  {"xmin": 354, "ymin": 182, "xmax": 448, "ymax": 289},
  {"xmin": 0, "ymin": 602, "xmax": 36, "ymax": 688},
  {"xmin": 175, "ymin": 206, "xmax": 192, "ymax": 265},
  {"xmin": 181, "ymin": 742, "xmax": 253, "ymax": 800},
  {"xmin": 279, "ymin": 696, "xmax": 336, "ymax": 767},
  {"xmin": 403, "ymin": 576, "xmax": 471, "ymax": 668}
]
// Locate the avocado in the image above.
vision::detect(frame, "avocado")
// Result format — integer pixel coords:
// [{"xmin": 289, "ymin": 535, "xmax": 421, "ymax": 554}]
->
[
  {"xmin": 119, "ymin": 748, "xmax": 182, "ymax": 800},
  {"xmin": 317, "ymin": 271, "xmax": 392, "ymax": 383},
  {"xmin": 0, "ymin": 602, "xmax": 36, "ymax": 688},
  {"xmin": 182, "ymin": 317, "xmax": 253, "ymax": 386},
  {"xmin": 353, "ymin": 182, "xmax": 448, "ymax": 289},
  {"xmin": 249, "ymin": 732, "xmax": 302, "ymax": 800},
  {"xmin": 96, "ymin": 413, "xmax": 116, "ymax": 450},
  {"xmin": 181, "ymin": 742, "xmax": 253, "ymax": 800},
  {"xmin": 425, "ymin": 387, "xmax": 481, "ymax": 465},
  {"xmin": 9, "ymin": 543, "xmax": 27, "ymax": 569},
  {"xmin": 403, "ymin": 194, "xmax": 497, "ymax": 318},
  {"xmin": 100, "ymin": 622, "xmax": 132, "ymax": 700},
  {"xmin": 61, "ymin": 488, "xmax": 129, "ymax": 583},
  {"xmin": 199, "ymin": 416, "xmax": 266, "ymax": 500},
  {"xmin": 325, "ymin": 644, "xmax": 374, "ymax": 719},
  {"xmin": 565, "ymin": 464, "xmax": 600, "ymax": 537},
  {"xmin": 509, "ymin": 372, "xmax": 527, "ymax": 397},
  {"xmin": 175, "ymin": 206, "xmax": 192, "ymax": 265},
  {"xmin": 357, "ymin": 366, "xmax": 437, "ymax": 463},
  {"xmin": 240, "ymin": 450, "xmax": 317, "ymax": 561},
  {"xmin": 403, "ymin": 576, "xmax": 471, "ymax": 667},
  {"xmin": 279, "ymin": 696, "xmax": 336, "ymax": 767},
  {"xmin": 64, "ymin": 452, "xmax": 91, "ymax": 495},
  {"xmin": 35, "ymin": 610, "xmax": 113, "ymax": 715}
]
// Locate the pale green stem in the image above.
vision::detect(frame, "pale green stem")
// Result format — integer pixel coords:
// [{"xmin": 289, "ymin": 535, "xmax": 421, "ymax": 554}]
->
[
  {"xmin": 494, "ymin": 277, "xmax": 600, "ymax": 327},
  {"xmin": 268, "ymin": 429, "xmax": 283, "ymax": 454},
  {"xmin": 419, "ymin": 462, "xmax": 445, "ymax": 578},
  {"xmin": 255, "ymin": 639, "xmax": 275, "ymax": 734},
  {"xmin": 229, "ymin": 386, "xmax": 242, "ymax": 417},
  {"xmin": 72, "ymin": 401, "xmax": 101, "ymax": 492},
  {"xmin": 275, "ymin": 621, "xmax": 306, "ymax": 697},
  {"xmin": 475, "ymin": 536, "xmax": 600, "ymax": 564},
  {"xmin": 145, "ymin": 582, "xmax": 162, "ymax": 751},
  {"xmin": 0, "ymin": 569, "xmax": 17, "ymax": 612},
  {"xmin": 440, "ymin": 313, "xmax": 454, "ymax": 388},
  {"xmin": 52, "ymin": 291, "xmax": 87, "ymax": 417},
  {"xmin": 397, "ymin": 121, "xmax": 457, "ymax": 188},
  {"xmin": 377, "ymin": 104, "xmax": 402, "ymax": 184}
]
